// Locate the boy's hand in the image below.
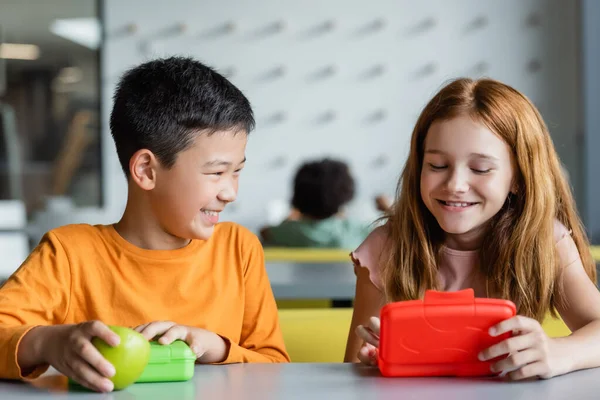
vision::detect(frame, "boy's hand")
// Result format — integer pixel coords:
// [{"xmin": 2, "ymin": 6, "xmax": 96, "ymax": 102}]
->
[
  {"xmin": 286, "ymin": 208, "xmax": 301, "ymax": 221},
  {"xmin": 355, "ymin": 316, "xmax": 380, "ymax": 366},
  {"xmin": 41, "ymin": 321, "xmax": 120, "ymax": 392},
  {"xmin": 478, "ymin": 315, "xmax": 568, "ymax": 380},
  {"xmin": 134, "ymin": 321, "xmax": 229, "ymax": 363}
]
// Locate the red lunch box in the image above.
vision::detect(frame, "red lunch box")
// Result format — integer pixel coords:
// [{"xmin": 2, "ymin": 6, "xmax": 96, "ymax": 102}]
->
[{"xmin": 378, "ymin": 288, "xmax": 516, "ymax": 377}]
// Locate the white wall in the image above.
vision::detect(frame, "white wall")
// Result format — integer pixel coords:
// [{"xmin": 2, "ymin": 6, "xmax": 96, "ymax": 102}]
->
[
  {"xmin": 582, "ymin": 0, "xmax": 600, "ymax": 243},
  {"xmin": 100, "ymin": 0, "xmax": 581, "ymax": 233}
]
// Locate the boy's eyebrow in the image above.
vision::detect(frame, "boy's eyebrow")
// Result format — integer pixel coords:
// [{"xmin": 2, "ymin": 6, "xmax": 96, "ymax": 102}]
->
[
  {"xmin": 203, "ymin": 157, "xmax": 246, "ymax": 167},
  {"xmin": 425, "ymin": 149, "xmax": 499, "ymax": 161}
]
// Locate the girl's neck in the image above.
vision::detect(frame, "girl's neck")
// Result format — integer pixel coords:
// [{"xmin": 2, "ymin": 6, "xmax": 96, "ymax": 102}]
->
[{"xmin": 443, "ymin": 224, "xmax": 487, "ymax": 251}]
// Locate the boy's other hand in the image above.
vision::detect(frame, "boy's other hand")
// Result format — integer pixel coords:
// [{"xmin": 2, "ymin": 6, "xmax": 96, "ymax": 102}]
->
[
  {"xmin": 134, "ymin": 321, "xmax": 228, "ymax": 363},
  {"xmin": 374, "ymin": 195, "xmax": 392, "ymax": 212},
  {"xmin": 41, "ymin": 321, "xmax": 120, "ymax": 392},
  {"xmin": 286, "ymin": 208, "xmax": 301, "ymax": 221}
]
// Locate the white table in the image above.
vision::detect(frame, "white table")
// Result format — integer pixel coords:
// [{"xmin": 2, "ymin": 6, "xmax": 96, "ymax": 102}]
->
[{"xmin": 1, "ymin": 363, "xmax": 599, "ymax": 399}]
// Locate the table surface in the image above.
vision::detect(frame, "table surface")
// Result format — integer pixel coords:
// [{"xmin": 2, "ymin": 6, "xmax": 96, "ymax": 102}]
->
[
  {"xmin": 1, "ymin": 363, "xmax": 599, "ymax": 399},
  {"xmin": 266, "ymin": 262, "xmax": 355, "ymax": 300}
]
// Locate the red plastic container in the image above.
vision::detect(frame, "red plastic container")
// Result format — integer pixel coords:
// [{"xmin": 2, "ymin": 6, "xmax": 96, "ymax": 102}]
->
[{"xmin": 378, "ymin": 288, "xmax": 516, "ymax": 377}]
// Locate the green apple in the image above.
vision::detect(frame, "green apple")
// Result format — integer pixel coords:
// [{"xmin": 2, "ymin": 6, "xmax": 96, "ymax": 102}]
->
[{"xmin": 92, "ymin": 326, "xmax": 150, "ymax": 390}]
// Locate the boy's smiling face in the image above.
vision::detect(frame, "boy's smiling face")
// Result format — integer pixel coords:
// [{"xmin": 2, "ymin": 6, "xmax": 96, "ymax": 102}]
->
[{"xmin": 150, "ymin": 129, "xmax": 247, "ymax": 241}]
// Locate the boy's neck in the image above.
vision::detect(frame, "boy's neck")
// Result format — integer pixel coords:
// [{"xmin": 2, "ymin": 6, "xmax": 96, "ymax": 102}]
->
[{"xmin": 115, "ymin": 190, "xmax": 192, "ymax": 251}]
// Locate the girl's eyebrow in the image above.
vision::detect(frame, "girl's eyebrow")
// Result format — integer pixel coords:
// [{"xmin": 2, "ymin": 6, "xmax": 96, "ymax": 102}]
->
[
  {"xmin": 425, "ymin": 149, "xmax": 499, "ymax": 161},
  {"xmin": 470, "ymin": 153, "xmax": 499, "ymax": 161},
  {"xmin": 424, "ymin": 149, "xmax": 445, "ymax": 155}
]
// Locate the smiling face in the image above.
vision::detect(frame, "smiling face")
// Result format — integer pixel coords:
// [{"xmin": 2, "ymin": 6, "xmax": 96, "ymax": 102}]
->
[
  {"xmin": 420, "ymin": 114, "xmax": 515, "ymax": 249},
  {"xmin": 149, "ymin": 129, "xmax": 248, "ymax": 241}
]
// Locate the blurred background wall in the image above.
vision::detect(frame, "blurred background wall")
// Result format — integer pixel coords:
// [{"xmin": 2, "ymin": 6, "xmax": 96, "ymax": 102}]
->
[
  {"xmin": 101, "ymin": 0, "xmax": 583, "ymax": 233},
  {"xmin": 0, "ymin": 0, "xmax": 597, "ymax": 276}
]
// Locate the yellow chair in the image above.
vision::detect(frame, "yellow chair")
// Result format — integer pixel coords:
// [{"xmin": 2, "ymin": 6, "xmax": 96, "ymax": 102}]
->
[
  {"xmin": 266, "ymin": 246, "xmax": 600, "ymax": 263},
  {"xmin": 590, "ymin": 246, "xmax": 600, "ymax": 262},
  {"xmin": 265, "ymin": 248, "xmax": 350, "ymax": 262},
  {"xmin": 276, "ymin": 299, "xmax": 332, "ymax": 309},
  {"xmin": 278, "ymin": 308, "xmax": 353, "ymax": 362},
  {"xmin": 542, "ymin": 314, "xmax": 571, "ymax": 337},
  {"xmin": 278, "ymin": 309, "xmax": 570, "ymax": 363}
]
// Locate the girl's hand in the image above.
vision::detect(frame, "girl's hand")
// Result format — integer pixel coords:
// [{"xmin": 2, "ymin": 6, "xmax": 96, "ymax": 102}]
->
[
  {"xmin": 478, "ymin": 316, "xmax": 569, "ymax": 380},
  {"xmin": 355, "ymin": 316, "xmax": 380, "ymax": 366}
]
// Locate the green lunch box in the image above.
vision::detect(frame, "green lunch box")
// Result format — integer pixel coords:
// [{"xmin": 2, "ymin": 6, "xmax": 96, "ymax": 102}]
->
[
  {"xmin": 68, "ymin": 340, "xmax": 196, "ymax": 388},
  {"xmin": 136, "ymin": 340, "xmax": 196, "ymax": 383}
]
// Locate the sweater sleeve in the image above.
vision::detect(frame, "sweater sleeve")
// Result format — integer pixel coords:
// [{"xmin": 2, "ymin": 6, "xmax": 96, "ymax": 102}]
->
[
  {"xmin": 0, "ymin": 232, "xmax": 71, "ymax": 379},
  {"xmin": 220, "ymin": 235, "xmax": 289, "ymax": 363}
]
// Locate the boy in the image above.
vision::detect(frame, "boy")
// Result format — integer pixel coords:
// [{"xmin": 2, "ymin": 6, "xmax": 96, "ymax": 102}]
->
[
  {"xmin": 0, "ymin": 57, "xmax": 289, "ymax": 393},
  {"xmin": 261, "ymin": 158, "xmax": 389, "ymax": 249}
]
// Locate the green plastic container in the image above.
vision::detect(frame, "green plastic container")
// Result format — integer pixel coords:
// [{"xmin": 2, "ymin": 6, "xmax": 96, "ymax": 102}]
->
[
  {"xmin": 136, "ymin": 340, "xmax": 196, "ymax": 383},
  {"xmin": 68, "ymin": 340, "xmax": 196, "ymax": 390}
]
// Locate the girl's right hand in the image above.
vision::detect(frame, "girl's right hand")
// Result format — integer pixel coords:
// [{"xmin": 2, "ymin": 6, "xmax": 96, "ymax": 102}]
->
[{"xmin": 355, "ymin": 316, "xmax": 380, "ymax": 366}]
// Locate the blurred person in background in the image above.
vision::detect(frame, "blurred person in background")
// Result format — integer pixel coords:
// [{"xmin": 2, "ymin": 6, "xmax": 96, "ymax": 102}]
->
[{"xmin": 261, "ymin": 158, "xmax": 390, "ymax": 249}]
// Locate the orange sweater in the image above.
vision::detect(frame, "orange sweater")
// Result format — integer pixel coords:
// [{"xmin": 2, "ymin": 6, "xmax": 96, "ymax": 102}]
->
[{"xmin": 0, "ymin": 222, "xmax": 289, "ymax": 379}]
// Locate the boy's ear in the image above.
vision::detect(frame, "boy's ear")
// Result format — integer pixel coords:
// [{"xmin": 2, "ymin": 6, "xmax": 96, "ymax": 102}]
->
[{"xmin": 129, "ymin": 149, "xmax": 159, "ymax": 190}]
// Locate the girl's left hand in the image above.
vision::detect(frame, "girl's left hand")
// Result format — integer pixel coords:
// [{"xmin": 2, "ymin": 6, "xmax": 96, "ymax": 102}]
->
[
  {"xmin": 478, "ymin": 316, "xmax": 568, "ymax": 380},
  {"xmin": 355, "ymin": 317, "xmax": 380, "ymax": 366}
]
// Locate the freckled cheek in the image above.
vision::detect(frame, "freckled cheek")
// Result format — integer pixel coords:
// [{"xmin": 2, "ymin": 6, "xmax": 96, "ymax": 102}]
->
[
  {"xmin": 475, "ymin": 179, "xmax": 510, "ymax": 203},
  {"xmin": 420, "ymin": 173, "xmax": 443, "ymax": 196}
]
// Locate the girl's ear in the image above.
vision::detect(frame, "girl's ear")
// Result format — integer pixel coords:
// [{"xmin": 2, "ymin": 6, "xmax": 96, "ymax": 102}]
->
[{"xmin": 510, "ymin": 182, "xmax": 519, "ymax": 195}]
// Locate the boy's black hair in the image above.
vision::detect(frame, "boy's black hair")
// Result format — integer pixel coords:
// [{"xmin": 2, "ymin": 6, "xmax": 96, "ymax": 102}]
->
[
  {"xmin": 291, "ymin": 158, "xmax": 355, "ymax": 220},
  {"xmin": 110, "ymin": 56, "xmax": 255, "ymax": 176}
]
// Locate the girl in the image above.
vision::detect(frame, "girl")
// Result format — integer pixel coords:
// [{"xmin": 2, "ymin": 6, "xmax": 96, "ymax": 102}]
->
[{"xmin": 344, "ymin": 78, "xmax": 600, "ymax": 380}]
